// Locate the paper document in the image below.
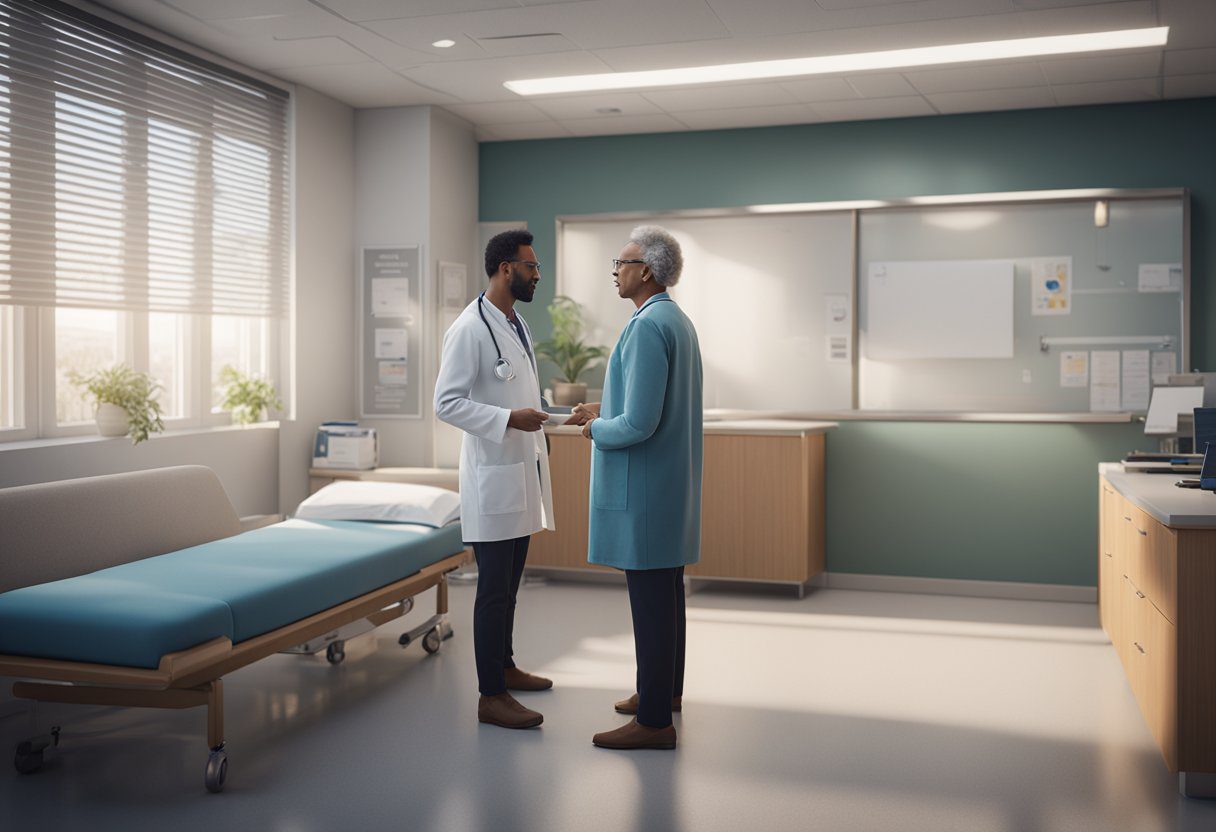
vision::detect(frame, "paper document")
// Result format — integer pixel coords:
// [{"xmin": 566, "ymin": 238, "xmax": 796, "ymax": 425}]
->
[
  {"xmin": 372, "ymin": 278, "xmax": 408, "ymax": 317},
  {"xmin": 1152, "ymin": 351, "xmax": 1177, "ymax": 385},
  {"xmin": 1060, "ymin": 351, "xmax": 1089, "ymax": 388},
  {"xmin": 1138, "ymin": 263, "xmax": 1182, "ymax": 293},
  {"xmin": 1090, "ymin": 351, "xmax": 1121, "ymax": 412},
  {"xmin": 374, "ymin": 328, "xmax": 408, "ymax": 360},
  {"xmin": 1031, "ymin": 256, "xmax": 1072, "ymax": 316},
  {"xmin": 440, "ymin": 262, "xmax": 467, "ymax": 309},
  {"xmin": 378, "ymin": 360, "xmax": 407, "ymax": 386},
  {"xmin": 1121, "ymin": 350, "xmax": 1151, "ymax": 411},
  {"xmin": 1144, "ymin": 385, "xmax": 1204, "ymax": 435}
]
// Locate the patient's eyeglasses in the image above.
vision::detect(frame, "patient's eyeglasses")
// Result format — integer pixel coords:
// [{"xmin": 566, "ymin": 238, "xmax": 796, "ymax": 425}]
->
[{"xmin": 612, "ymin": 259, "xmax": 645, "ymax": 270}]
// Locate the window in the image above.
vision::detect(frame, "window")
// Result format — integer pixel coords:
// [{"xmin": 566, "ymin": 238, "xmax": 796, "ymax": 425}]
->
[{"xmin": 0, "ymin": 0, "xmax": 290, "ymax": 441}]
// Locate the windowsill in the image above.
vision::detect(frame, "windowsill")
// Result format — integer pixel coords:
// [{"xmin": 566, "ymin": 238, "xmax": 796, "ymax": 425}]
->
[{"xmin": 0, "ymin": 421, "xmax": 280, "ymax": 453}]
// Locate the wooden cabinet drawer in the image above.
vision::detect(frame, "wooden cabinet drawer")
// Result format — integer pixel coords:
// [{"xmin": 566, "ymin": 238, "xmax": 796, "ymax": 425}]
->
[
  {"xmin": 1127, "ymin": 576, "xmax": 1178, "ymax": 771},
  {"xmin": 1127, "ymin": 504, "xmax": 1177, "ymax": 623}
]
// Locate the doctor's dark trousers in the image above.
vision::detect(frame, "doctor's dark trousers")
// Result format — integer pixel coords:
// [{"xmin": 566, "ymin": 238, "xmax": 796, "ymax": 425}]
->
[
  {"xmin": 625, "ymin": 565, "xmax": 687, "ymax": 728},
  {"xmin": 472, "ymin": 536, "xmax": 530, "ymax": 696}
]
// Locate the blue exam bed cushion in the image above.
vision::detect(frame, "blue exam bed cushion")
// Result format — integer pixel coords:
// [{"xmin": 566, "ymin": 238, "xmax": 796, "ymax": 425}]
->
[{"xmin": 0, "ymin": 519, "xmax": 463, "ymax": 669}]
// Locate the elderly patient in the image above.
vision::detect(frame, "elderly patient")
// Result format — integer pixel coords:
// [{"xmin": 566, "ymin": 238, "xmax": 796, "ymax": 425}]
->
[{"xmin": 569, "ymin": 225, "xmax": 703, "ymax": 750}]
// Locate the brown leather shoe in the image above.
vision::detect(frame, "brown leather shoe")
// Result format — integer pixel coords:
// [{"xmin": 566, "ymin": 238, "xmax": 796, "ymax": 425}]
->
[
  {"xmin": 614, "ymin": 693, "xmax": 682, "ymax": 715},
  {"xmin": 504, "ymin": 666, "xmax": 553, "ymax": 691},
  {"xmin": 593, "ymin": 718, "xmax": 677, "ymax": 750},
  {"xmin": 478, "ymin": 693, "xmax": 543, "ymax": 729}
]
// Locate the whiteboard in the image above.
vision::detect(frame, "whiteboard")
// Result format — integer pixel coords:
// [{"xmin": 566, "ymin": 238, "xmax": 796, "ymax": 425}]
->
[
  {"xmin": 865, "ymin": 259, "xmax": 1014, "ymax": 359},
  {"xmin": 558, "ymin": 213, "xmax": 854, "ymax": 411}
]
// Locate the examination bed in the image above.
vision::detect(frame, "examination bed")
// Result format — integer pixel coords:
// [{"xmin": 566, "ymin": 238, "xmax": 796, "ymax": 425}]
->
[{"xmin": 0, "ymin": 466, "xmax": 469, "ymax": 793}]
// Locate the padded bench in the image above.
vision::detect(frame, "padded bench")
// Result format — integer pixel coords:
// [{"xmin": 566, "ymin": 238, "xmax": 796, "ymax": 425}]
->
[{"xmin": 0, "ymin": 466, "xmax": 469, "ymax": 793}]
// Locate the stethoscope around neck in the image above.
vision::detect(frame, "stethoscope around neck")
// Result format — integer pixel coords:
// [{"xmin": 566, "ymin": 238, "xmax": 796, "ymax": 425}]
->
[{"xmin": 477, "ymin": 293, "xmax": 518, "ymax": 382}]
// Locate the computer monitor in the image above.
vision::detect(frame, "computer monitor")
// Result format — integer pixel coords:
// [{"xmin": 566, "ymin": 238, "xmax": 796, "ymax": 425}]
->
[
  {"xmin": 1201, "ymin": 441, "xmax": 1216, "ymax": 491},
  {"xmin": 1196, "ymin": 408, "xmax": 1216, "ymax": 464},
  {"xmin": 1144, "ymin": 386, "xmax": 1205, "ymax": 435}
]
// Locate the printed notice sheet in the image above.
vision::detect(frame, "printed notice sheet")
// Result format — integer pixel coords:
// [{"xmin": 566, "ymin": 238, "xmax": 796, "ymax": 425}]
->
[
  {"xmin": 371, "ymin": 277, "xmax": 408, "ymax": 317},
  {"xmin": 378, "ymin": 361, "xmax": 407, "ymax": 386},
  {"xmin": 1060, "ymin": 351, "xmax": 1089, "ymax": 388},
  {"xmin": 1090, "ymin": 351, "xmax": 1121, "ymax": 412},
  {"xmin": 1152, "ymin": 351, "xmax": 1177, "ymax": 386},
  {"xmin": 1138, "ymin": 263, "xmax": 1182, "ymax": 293},
  {"xmin": 1121, "ymin": 350, "xmax": 1151, "ymax": 411},
  {"xmin": 1031, "ymin": 256, "xmax": 1072, "ymax": 316},
  {"xmin": 374, "ymin": 328, "xmax": 408, "ymax": 360}
]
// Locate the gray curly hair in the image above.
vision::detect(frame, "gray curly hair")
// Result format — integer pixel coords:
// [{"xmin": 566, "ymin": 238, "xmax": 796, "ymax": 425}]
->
[{"xmin": 629, "ymin": 225, "xmax": 683, "ymax": 288}]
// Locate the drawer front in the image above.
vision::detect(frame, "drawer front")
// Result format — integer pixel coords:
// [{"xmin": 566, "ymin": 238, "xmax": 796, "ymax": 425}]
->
[
  {"xmin": 1128, "ymin": 580, "xmax": 1178, "ymax": 771},
  {"xmin": 1128, "ymin": 504, "xmax": 1177, "ymax": 623}
]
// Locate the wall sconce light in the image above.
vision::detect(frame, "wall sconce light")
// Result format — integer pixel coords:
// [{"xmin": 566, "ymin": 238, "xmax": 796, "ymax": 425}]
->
[{"xmin": 1094, "ymin": 199, "xmax": 1109, "ymax": 227}]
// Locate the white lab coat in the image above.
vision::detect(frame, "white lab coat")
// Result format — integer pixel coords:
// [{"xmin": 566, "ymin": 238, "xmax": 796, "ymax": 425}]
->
[{"xmin": 434, "ymin": 297, "xmax": 555, "ymax": 543}]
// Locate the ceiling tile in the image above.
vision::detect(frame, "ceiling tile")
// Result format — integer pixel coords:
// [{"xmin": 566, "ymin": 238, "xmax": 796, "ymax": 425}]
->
[
  {"xmin": 705, "ymin": 0, "xmax": 1012, "ymax": 39},
  {"xmin": 275, "ymin": 62, "xmax": 458, "ymax": 107},
  {"xmin": 780, "ymin": 77, "xmax": 859, "ymax": 103},
  {"xmin": 442, "ymin": 101, "xmax": 552, "ymax": 125},
  {"xmin": 1016, "ymin": 1, "xmax": 1157, "ymax": 37},
  {"xmin": 641, "ymin": 83, "xmax": 799, "ymax": 112},
  {"xmin": 809, "ymin": 95, "xmax": 936, "ymax": 121},
  {"xmin": 163, "ymin": 0, "xmax": 309, "ymax": 19},
  {"xmin": 562, "ymin": 113, "xmax": 688, "ymax": 136},
  {"xmin": 1164, "ymin": 73, "xmax": 1216, "ymax": 100},
  {"xmin": 1039, "ymin": 52, "xmax": 1162, "ymax": 85},
  {"xmin": 316, "ymin": 0, "xmax": 522, "ymax": 21},
  {"xmin": 846, "ymin": 72, "xmax": 919, "ymax": 98},
  {"xmin": 1050, "ymin": 77, "xmax": 1161, "ymax": 106},
  {"xmin": 221, "ymin": 37, "xmax": 372, "ymax": 70},
  {"xmin": 477, "ymin": 121, "xmax": 574, "ymax": 141},
  {"xmin": 906, "ymin": 61, "xmax": 1047, "ymax": 94},
  {"xmin": 927, "ymin": 86, "xmax": 1057, "ymax": 114},
  {"xmin": 532, "ymin": 93, "xmax": 663, "ymax": 121},
  {"xmin": 673, "ymin": 104, "xmax": 819, "ymax": 130},
  {"xmin": 1158, "ymin": 0, "xmax": 1216, "ymax": 50},
  {"xmin": 1164, "ymin": 48, "xmax": 1216, "ymax": 76}
]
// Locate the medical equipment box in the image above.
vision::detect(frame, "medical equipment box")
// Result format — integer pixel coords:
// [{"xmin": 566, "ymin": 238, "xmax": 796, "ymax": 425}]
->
[{"xmin": 312, "ymin": 422, "xmax": 378, "ymax": 470}]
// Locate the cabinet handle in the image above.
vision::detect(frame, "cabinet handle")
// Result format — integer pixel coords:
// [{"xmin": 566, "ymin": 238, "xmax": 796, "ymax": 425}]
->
[
  {"xmin": 1134, "ymin": 642, "xmax": 1146, "ymax": 655},
  {"xmin": 1137, "ymin": 528, "xmax": 1148, "ymax": 537},
  {"xmin": 1104, "ymin": 551, "xmax": 1113, "ymax": 558},
  {"xmin": 1136, "ymin": 590, "xmax": 1146, "ymax": 599},
  {"xmin": 1123, "ymin": 516, "xmax": 1132, "ymax": 522}
]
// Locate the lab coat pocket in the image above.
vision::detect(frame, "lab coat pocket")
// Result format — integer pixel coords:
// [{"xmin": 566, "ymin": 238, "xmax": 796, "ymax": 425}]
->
[
  {"xmin": 477, "ymin": 462, "xmax": 528, "ymax": 515},
  {"xmin": 591, "ymin": 449, "xmax": 628, "ymax": 511}
]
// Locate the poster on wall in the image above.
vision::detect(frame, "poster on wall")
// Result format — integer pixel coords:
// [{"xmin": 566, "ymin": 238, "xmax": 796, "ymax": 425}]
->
[
  {"xmin": 360, "ymin": 245, "xmax": 423, "ymax": 419},
  {"xmin": 1031, "ymin": 256, "xmax": 1072, "ymax": 316}
]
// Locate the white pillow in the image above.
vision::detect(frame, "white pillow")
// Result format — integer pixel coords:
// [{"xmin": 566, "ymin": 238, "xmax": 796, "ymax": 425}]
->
[{"xmin": 294, "ymin": 481, "xmax": 460, "ymax": 527}]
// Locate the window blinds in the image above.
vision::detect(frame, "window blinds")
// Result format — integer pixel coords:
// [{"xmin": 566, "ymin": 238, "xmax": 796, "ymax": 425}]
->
[{"xmin": 0, "ymin": 0, "xmax": 289, "ymax": 317}]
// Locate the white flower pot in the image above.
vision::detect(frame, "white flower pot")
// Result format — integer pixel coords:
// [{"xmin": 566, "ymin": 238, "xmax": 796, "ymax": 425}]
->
[{"xmin": 95, "ymin": 403, "xmax": 129, "ymax": 437}]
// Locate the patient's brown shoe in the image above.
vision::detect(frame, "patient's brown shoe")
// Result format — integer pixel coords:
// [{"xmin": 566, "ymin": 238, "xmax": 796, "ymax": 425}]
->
[
  {"xmin": 592, "ymin": 718, "xmax": 677, "ymax": 750},
  {"xmin": 614, "ymin": 693, "xmax": 682, "ymax": 715},
  {"xmin": 504, "ymin": 667, "xmax": 553, "ymax": 691},
  {"xmin": 478, "ymin": 693, "xmax": 543, "ymax": 729}
]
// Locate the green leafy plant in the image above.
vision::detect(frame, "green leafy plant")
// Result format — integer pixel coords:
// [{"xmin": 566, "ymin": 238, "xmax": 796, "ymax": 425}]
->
[
  {"xmin": 534, "ymin": 295, "xmax": 608, "ymax": 384},
  {"xmin": 70, "ymin": 364, "xmax": 165, "ymax": 444},
  {"xmin": 219, "ymin": 365, "xmax": 282, "ymax": 425}
]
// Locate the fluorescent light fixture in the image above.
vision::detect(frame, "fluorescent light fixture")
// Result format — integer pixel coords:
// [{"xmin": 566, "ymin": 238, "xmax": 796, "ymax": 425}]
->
[
  {"xmin": 746, "ymin": 200, "xmax": 885, "ymax": 213},
  {"xmin": 432, "ymin": 39, "xmax": 456, "ymax": 48},
  {"xmin": 504, "ymin": 27, "xmax": 1167, "ymax": 95},
  {"xmin": 1094, "ymin": 199, "xmax": 1110, "ymax": 227}
]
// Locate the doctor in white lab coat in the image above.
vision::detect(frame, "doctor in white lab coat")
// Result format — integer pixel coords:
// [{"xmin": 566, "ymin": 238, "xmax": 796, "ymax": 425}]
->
[{"xmin": 434, "ymin": 228, "xmax": 555, "ymax": 731}]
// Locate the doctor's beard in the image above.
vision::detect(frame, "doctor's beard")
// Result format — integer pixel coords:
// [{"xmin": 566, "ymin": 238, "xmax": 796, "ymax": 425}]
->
[{"xmin": 508, "ymin": 265, "xmax": 536, "ymax": 302}]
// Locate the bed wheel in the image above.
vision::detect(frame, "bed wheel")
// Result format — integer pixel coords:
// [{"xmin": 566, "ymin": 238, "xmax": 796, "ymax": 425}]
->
[
  {"xmin": 422, "ymin": 626, "xmax": 443, "ymax": 654},
  {"xmin": 326, "ymin": 641, "xmax": 346, "ymax": 665},
  {"xmin": 397, "ymin": 632, "xmax": 412, "ymax": 647},
  {"xmin": 205, "ymin": 745, "xmax": 228, "ymax": 793},
  {"xmin": 14, "ymin": 726, "xmax": 59, "ymax": 774}
]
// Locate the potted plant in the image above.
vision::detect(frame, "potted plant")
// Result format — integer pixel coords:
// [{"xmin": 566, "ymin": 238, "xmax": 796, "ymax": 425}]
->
[
  {"xmin": 534, "ymin": 295, "xmax": 608, "ymax": 406},
  {"xmin": 70, "ymin": 364, "xmax": 165, "ymax": 444},
  {"xmin": 218, "ymin": 365, "xmax": 282, "ymax": 425}
]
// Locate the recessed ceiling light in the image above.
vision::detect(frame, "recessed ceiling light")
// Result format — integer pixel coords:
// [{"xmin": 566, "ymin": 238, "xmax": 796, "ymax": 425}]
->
[
  {"xmin": 504, "ymin": 26, "xmax": 1168, "ymax": 95},
  {"xmin": 432, "ymin": 39, "xmax": 456, "ymax": 48}
]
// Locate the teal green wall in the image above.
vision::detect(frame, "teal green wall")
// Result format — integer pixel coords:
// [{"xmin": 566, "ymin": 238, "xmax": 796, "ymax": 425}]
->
[{"xmin": 480, "ymin": 98, "xmax": 1216, "ymax": 587}]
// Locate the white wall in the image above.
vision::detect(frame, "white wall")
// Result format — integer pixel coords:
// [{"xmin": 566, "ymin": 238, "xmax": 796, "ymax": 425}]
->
[
  {"xmin": 354, "ymin": 106, "xmax": 477, "ymax": 467},
  {"xmin": 279, "ymin": 86, "xmax": 357, "ymax": 516}
]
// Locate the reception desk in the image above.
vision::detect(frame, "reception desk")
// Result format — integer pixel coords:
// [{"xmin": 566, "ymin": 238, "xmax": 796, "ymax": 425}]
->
[
  {"xmin": 1099, "ymin": 465, "xmax": 1216, "ymax": 797},
  {"xmin": 530, "ymin": 420, "xmax": 836, "ymax": 592}
]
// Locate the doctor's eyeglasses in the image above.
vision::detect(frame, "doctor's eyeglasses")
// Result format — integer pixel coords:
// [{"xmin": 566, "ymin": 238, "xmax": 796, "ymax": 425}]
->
[
  {"xmin": 506, "ymin": 259, "xmax": 541, "ymax": 273},
  {"xmin": 612, "ymin": 259, "xmax": 645, "ymax": 270}
]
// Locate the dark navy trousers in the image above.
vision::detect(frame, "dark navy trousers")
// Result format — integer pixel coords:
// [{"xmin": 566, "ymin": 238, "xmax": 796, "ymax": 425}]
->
[
  {"xmin": 472, "ymin": 536, "xmax": 530, "ymax": 696},
  {"xmin": 625, "ymin": 565, "xmax": 687, "ymax": 729}
]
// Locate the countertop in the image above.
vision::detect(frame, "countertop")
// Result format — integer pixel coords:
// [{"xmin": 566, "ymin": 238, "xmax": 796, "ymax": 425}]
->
[
  {"xmin": 545, "ymin": 419, "xmax": 837, "ymax": 437},
  {"xmin": 1101, "ymin": 462, "xmax": 1216, "ymax": 529}
]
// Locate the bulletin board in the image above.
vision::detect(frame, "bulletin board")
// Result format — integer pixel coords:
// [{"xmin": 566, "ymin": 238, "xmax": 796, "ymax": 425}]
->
[{"xmin": 359, "ymin": 245, "xmax": 423, "ymax": 419}]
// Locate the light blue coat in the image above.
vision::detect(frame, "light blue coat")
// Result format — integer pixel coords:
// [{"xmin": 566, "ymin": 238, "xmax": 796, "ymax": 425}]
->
[{"xmin": 587, "ymin": 293, "xmax": 703, "ymax": 571}]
